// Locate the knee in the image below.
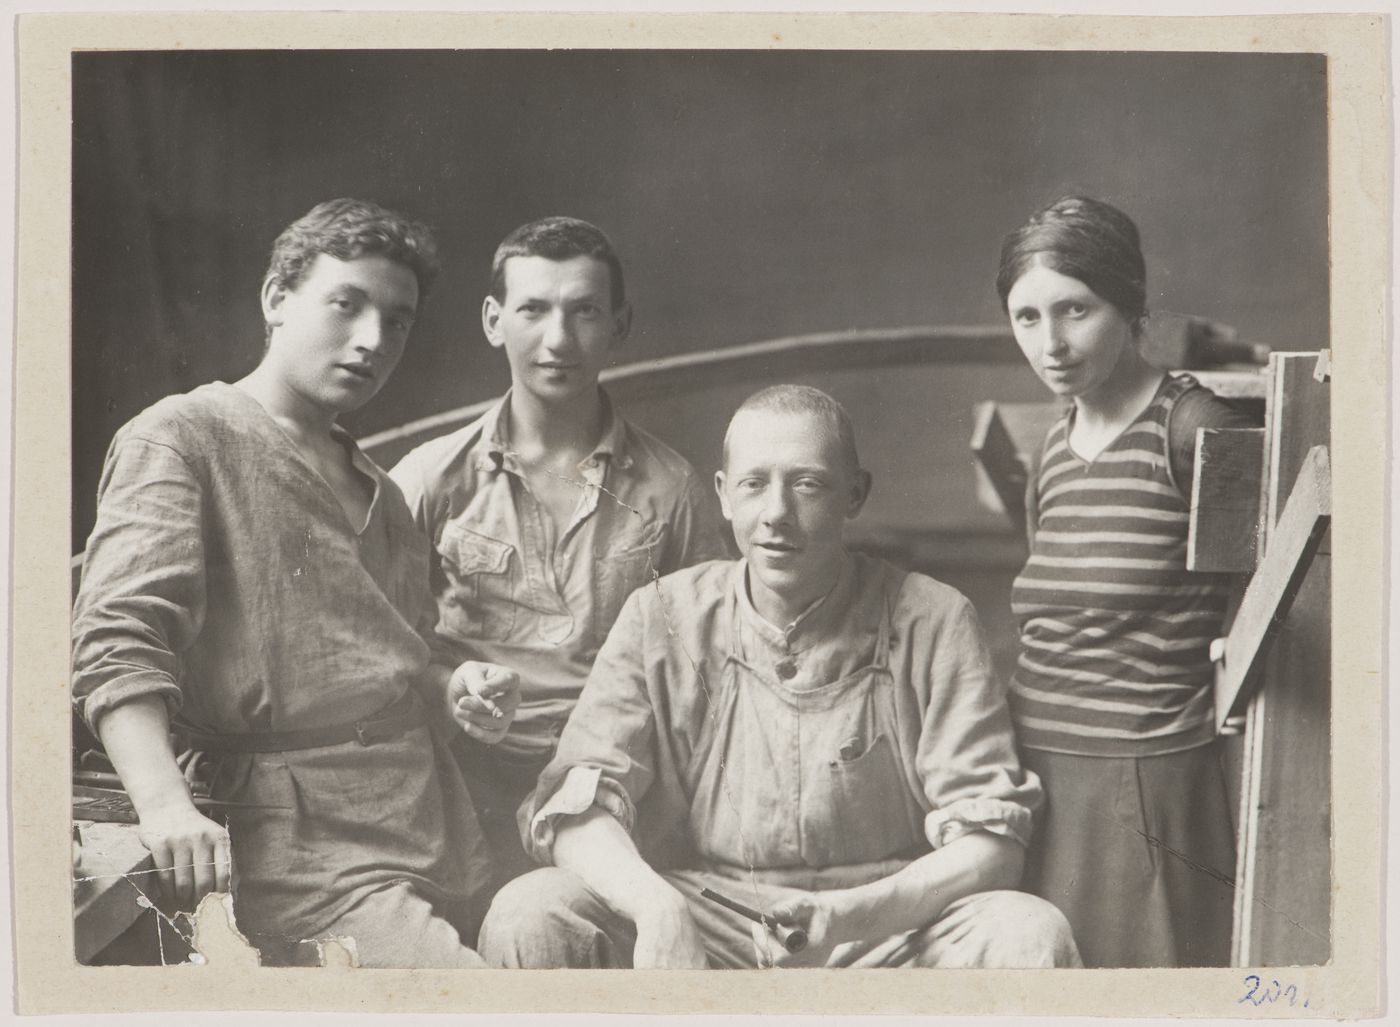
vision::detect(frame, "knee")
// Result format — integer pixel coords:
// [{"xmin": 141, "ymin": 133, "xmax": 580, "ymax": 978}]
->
[
  {"xmin": 478, "ymin": 867, "xmax": 595, "ymax": 967},
  {"xmin": 958, "ymin": 890, "xmax": 1082, "ymax": 968}
]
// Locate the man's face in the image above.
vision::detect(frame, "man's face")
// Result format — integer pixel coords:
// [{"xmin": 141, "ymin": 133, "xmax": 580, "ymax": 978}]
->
[
  {"xmin": 261, "ymin": 253, "xmax": 419, "ymax": 417},
  {"xmin": 716, "ymin": 408, "xmax": 869, "ymax": 617},
  {"xmin": 482, "ymin": 255, "xmax": 630, "ymax": 407}
]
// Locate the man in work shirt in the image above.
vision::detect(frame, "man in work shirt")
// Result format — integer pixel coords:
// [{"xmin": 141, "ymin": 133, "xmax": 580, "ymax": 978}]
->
[
  {"xmin": 390, "ymin": 217, "xmax": 726, "ymax": 888},
  {"xmin": 72, "ymin": 199, "xmax": 519, "ymax": 967},
  {"xmin": 478, "ymin": 385, "xmax": 1080, "ymax": 969}
]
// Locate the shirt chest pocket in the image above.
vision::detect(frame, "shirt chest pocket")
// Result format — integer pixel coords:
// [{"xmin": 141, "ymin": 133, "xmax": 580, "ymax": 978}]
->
[
  {"xmin": 591, "ymin": 520, "xmax": 667, "ymax": 649},
  {"xmin": 807, "ymin": 730, "xmax": 927, "ymax": 867},
  {"xmin": 800, "ymin": 688, "xmax": 929, "ymax": 873},
  {"xmin": 437, "ymin": 521, "xmax": 517, "ymax": 643}
]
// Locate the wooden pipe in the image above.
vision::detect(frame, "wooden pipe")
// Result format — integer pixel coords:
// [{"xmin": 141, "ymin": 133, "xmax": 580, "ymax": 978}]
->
[{"xmin": 699, "ymin": 886, "xmax": 808, "ymax": 953}]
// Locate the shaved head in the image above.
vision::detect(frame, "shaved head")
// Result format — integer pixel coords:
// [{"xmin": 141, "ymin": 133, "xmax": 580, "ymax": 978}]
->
[{"xmin": 722, "ymin": 385, "xmax": 861, "ymax": 478}]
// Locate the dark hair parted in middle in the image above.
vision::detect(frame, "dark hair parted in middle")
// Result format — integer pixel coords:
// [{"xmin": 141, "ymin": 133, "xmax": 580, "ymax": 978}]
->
[
  {"xmin": 489, "ymin": 216, "xmax": 627, "ymax": 311},
  {"xmin": 995, "ymin": 196, "xmax": 1148, "ymax": 330}
]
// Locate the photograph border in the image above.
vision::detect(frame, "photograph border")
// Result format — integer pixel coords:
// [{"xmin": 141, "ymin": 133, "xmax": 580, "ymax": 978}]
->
[{"xmin": 12, "ymin": 9, "xmax": 1387, "ymax": 1017}]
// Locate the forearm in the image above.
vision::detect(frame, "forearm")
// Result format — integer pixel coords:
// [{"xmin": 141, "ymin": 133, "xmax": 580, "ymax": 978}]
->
[
  {"xmin": 95, "ymin": 694, "xmax": 232, "ymax": 906},
  {"xmin": 94, "ymin": 695, "xmax": 197, "ymax": 818},
  {"xmin": 827, "ymin": 832, "xmax": 1025, "ymax": 944},
  {"xmin": 552, "ymin": 806, "xmax": 686, "ymax": 922}
]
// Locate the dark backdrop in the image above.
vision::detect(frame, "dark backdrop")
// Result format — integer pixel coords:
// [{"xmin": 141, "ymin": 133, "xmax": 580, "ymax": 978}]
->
[{"xmin": 72, "ymin": 49, "xmax": 1328, "ymax": 551}]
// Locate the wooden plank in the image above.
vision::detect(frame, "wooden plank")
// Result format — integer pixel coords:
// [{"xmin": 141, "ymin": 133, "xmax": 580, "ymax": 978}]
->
[
  {"xmin": 1187, "ymin": 368, "xmax": 1268, "ymax": 401},
  {"xmin": 969, "ymin": 401, "xmax": 1061, "ymax": 534},
  {"xmin": 970, "ymin": 403, "xmax": 1028, "ymax": 534},
  {"xmin": 1214, "ymin": 444, "xmax": 1330, "ymax": 728},
  {"xmin": 1188, "ymin": 427, "xmax": 1265, "ymax": 572},
  {"xmin": 1264, "ymin": 353, "xmax": 1332, "ymax": 526},
  {"xmin": 1231, "ymin": 351, "xmax": 1331, "ymax": 967},
  {"xmin": 1244, "ymin": 531, "xmax": 1331, "ymax": 964},
  {"xmin": 73, "ymin": 821, "xmax": 154, "ymax": 964}
]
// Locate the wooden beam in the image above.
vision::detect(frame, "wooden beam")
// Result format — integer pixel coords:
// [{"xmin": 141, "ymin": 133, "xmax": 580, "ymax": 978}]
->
[
  {"xmin": 970, "ymin": 403, "xmax": 1029, "ymax": 535},
  {"xmin": 360, "ymin": 325, "xmax": 1025, "ymax": 466},
  {"xmin": 969, "ymin": 401, "xmax": 1062, "ymax": 534},
  {"xmin": 73, "ymin": 821, "xmax": 155, "ymax": 964},
  {"xmin": 1141, "ymin": 312, "xmax": 1268, "ymax": 370},
  {"xmin": 1187, "ymin": 427, "xmax": 1265, "ymax": 572},
  {"xmin": 1189, "ymin": 369, "xmax": 1269, "ymax": 401},
  {"xmin": 1215, "ymin": 444, "xmax": 1330, "ymax": 728}
]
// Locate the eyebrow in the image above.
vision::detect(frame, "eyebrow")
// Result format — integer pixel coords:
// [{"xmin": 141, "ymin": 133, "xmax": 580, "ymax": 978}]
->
[{"xmin": 332, "ymin": 284, "xmax": 417, "ymax": 318}]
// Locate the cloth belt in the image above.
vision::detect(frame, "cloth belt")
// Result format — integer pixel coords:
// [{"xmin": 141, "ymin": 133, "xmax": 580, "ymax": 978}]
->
[{"xmin": 176, "ymin": 688, "xmax": 425, "ymax": 754}]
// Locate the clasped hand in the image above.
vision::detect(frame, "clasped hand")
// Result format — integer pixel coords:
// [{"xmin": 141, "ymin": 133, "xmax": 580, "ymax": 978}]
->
[
  {"xmin": 749, "ymin": 892, "xmax": 846, "ymax": 968},
  {"xmin": 133, "ymin": 800, "xmax": 232, "ymax": 912},
  {"xmin": 448, "ymin": 661, "xmax": 521, "ymax": 744}
]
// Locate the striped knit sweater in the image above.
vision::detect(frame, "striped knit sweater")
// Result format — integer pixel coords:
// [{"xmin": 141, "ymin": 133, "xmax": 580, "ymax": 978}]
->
[{"xmin": 1009, "ymin": 375, "xmax": 1233, "ymax": 757}]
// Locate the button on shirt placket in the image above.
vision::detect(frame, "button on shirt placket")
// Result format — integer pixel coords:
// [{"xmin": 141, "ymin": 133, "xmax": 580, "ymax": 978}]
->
[
  {"xmin": 774, "ymin": 623, "xmax": 802, "ymax": 863},
  {"xmin": 501, "ymin": 454, "xmax": 571, "ymax": 644},
  {"xmin": 559, "ymin": 454, "xmax": 605, "ymax": 572}
]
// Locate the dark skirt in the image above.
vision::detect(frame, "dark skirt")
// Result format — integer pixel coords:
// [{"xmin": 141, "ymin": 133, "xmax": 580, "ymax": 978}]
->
[{"xmin": 1020, "ymin": 743, "xmax": 1236, "ymax": 968}]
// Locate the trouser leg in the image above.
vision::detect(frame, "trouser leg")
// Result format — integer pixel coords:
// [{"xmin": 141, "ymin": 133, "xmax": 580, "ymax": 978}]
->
[
  {"xmin": 453, "ymin": 738, "xmax": 549, "ymax": 891},
  {"xmin": 478, "ymin": 867, "xmax": 638, "ymax": 968},
  {"xmin": 314, "ymin": 882, "xmax": 486, "ymax": 968},
  {"xmin": 666, "ymin": 870, "xmax": 1080, "ymax": 969},
  {"xmin": 832, "ymin": 890, "xmax": 1081, "ymax": 968},
  {"xmin": 250, "ymin": 882, "xmax": 486, "ymax": 968}
]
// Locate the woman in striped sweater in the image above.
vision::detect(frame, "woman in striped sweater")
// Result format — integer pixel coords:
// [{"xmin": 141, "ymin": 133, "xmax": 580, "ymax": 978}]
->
[{"xmin": 995, "ymin": 197, "xmax": 1252, "ymax": 967}]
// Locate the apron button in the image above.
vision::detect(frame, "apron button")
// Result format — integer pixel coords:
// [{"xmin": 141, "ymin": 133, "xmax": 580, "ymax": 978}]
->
[{"xmin": 775, "ymin": 659, "xmax": 797, "ymax": 680}]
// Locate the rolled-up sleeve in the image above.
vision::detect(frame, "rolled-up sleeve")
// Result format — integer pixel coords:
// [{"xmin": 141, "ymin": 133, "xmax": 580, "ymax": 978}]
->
[
  {"xmin": 72, "ymin": 434, "xmax": 207, "ymax": 732},
  {"xmin": 523, "ymin": 591, "xmax": 660, "ymax": 863},
  {"xmin": 915, "ymin": 595, "xmax": 1042, "ymax": 850}
]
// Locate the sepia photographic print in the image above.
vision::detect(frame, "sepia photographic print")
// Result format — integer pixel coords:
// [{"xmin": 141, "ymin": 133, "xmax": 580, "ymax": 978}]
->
[{"xmin": 10, "ymin": 9, "xmax": 1387, "ymax": 1020}]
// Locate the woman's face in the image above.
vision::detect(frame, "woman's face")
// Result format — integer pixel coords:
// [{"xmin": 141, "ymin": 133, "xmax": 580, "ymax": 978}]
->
[{"xmin": 1005, "ymin": 261, "xmax": 1137, "ymax": 402}]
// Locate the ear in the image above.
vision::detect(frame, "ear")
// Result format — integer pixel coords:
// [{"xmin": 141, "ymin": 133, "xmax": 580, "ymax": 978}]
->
[
  {"xmin": 482, "ymin": 295, "xmax": 505, "ymax": 349},
  {"xmin": 261, "ymin": 276, "xmax": 289, "ymax": 329},
  {"xmin": 610, "ymin": 302, "xmax": 633, "ymax": 349},
  {"xmin": 714, "ymin": 469, "xmax": 734, "ymax": 522},
  {"xmin": 846, "ymin": 469, "xmax": 873, "ymax": 519}
]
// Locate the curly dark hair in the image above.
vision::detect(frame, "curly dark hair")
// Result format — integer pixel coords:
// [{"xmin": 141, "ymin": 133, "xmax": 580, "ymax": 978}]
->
[{"xmin": 265, "ymin": 198, "xmax": 441, "ymax": 299}]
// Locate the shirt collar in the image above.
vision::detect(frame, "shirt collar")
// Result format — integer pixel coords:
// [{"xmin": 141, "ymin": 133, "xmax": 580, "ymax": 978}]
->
[
  {"xmin": 480, "ymin": 388, "xmax": 633, "ymax": 474},
  {"xmin": 732, "ymin": 551, "xmax": 858, "ymax": 652}
]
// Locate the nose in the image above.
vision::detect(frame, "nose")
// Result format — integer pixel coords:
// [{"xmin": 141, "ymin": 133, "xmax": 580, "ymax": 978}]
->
[
  {"xmin": 353, "ymin": 312, "xmax": 387, "ymax": 356},
  {"xmin": 761, "ymin": 483, "xmax": 794, "ymax": 526},
  {"xmin": 1043, "ymin": 318, "xmax": 1070, "ymax": 358},
  {"xmin": 541, "ymin": 310, "xmax": 575, "ymax": 353}
]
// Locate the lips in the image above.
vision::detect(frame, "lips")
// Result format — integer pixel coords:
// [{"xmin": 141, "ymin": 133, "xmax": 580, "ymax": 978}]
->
[
  {"xmin": 755, "ymin": 540, "xmax": 801, "ymax": 554},
  {"xmin": 337, "ymin": 362, "xmax": 375, "ymax": 381},
  {"xmin": 535, "ymin": 361, "xmax": 579, "ymax": 372}
]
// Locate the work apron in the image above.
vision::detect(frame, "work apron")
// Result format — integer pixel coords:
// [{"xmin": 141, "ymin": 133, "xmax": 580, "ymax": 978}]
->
[
  {"xmin": 686, "ymin": 587, "xmax": 929, "ymax": 881},
  {"xmin": 651, "ymin": 589, "xmax": 929, "ymax": 966}
]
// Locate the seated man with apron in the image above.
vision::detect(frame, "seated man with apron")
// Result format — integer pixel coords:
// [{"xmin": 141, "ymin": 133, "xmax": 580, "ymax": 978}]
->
[
  {"xmin": 479, "ymin": 385, "xmax": 1080, "ymax": 969},
  {"xmin": 72, "ymin": 199, "xmax": 519, "ymax": 967}
]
